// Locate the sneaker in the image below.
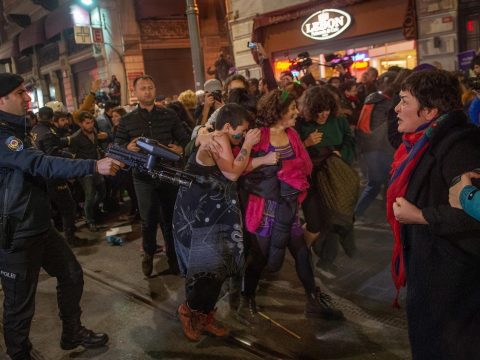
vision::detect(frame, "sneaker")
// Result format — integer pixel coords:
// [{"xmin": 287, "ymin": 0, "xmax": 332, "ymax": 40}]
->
[
  {"xmin": 142, "ymin": 253, "xmax": 154, "ymax": 277},
  {"xmin": 177, "ymin": 303, "xmax": 203, "ymax": 342},
  {"xmin": 305, "ymin": 288, "xmax": 344, "ymax": 320}
]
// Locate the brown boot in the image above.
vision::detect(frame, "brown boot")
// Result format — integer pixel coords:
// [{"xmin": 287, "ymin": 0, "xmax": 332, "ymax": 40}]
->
[
  {"xmin": 200, "ymin": 310, "xmax": 229, "ymax": 337},
  {"xmin": 177, "ymin": 303, "xmax": 203, "ymax": 341}
]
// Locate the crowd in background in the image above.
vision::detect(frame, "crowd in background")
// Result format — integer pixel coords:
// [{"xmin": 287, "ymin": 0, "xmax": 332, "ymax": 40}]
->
[{"xmin": 23, "ymin": 49, "xmax": 480, "ymax": 272}]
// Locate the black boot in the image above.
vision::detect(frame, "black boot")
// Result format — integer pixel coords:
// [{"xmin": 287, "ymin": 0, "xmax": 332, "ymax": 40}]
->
[
  {"xmin": 236, "ymin": 296, "xmax": 261, "ymax": 326},
  {"xmin": 305, "ymin": 287, "xmax": 344, "ymax": 320},
  {"xmin": 61, "ymin": 321, "xmax": 109, "ymax": 350}
]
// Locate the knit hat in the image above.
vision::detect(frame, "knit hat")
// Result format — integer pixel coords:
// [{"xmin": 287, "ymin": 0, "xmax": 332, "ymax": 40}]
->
[
  {"xmin": 0, "ymin": 73, "xmax": 24, "ymax": 98},
  {"xmin": 204, "ymin": 79, "xmax": 222, "ymax": 93}
]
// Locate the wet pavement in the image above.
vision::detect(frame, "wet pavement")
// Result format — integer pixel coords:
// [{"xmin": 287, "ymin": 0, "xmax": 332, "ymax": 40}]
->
[{"xmin": 0, "ymin": 197, "xmax": 411, "ymax": 359}]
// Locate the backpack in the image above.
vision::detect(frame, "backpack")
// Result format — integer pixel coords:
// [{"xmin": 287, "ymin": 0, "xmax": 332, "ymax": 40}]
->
[{"xmin": 356, "ymin": 92, "xmax": 390, "ymax": 134}]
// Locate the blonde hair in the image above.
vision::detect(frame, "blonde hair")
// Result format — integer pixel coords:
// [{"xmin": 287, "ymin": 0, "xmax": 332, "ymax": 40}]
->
[{"xmin": 178, "ymin": 90, "xmax": 197, "ymax": 109}]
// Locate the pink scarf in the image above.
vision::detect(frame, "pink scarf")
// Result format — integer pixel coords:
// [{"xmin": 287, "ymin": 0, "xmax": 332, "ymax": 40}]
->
[{"xmin": 245, "ymin": 127, "xmax": 312, "ymax": 233}]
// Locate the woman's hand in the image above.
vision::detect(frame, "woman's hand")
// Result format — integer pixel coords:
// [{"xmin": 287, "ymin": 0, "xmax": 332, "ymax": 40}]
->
[
  {"xmin": 392, "ymin": 197, "xmax": 427, "ymax": 224},
  {"xmin": 303, "ymin": 130, "xmax": 323, "ymax": 147},
  {"xmin": 261, "ymin": 151, "xmax": 279, "ymax": 166},
  {"xmin": 244, "ymin": 128, "xmax": 261, "ymax": 147},
  {"xmin": 449, "ymin": 171, "xmax": 480, "ymax": 209}
]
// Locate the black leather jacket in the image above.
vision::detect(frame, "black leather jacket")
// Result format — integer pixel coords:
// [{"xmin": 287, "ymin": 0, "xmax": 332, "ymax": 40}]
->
[
  {"xmin": 31, "ymin": 121, "xmax": 73, "ymax": 158},
  {"xmin": 0, "ymin": 111, "xmax": 95, "ymax": 244}
]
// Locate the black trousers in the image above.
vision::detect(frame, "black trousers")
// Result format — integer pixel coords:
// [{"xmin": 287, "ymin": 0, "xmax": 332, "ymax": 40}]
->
[
  {"xmin": 47, "ymin": 180, "xmax": 76, "ymax": 236},
  {"xmin": 133, "ymin": 178, "xmax": 178, "ymax": 265},
  {"xmin": 0, "ymin": 227, "xmax": 84, "ymax": 360}
]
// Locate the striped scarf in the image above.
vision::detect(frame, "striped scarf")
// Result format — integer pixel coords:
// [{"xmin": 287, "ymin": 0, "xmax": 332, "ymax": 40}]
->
[{"xmin": 386, "ymin": 114, "xmax": 447, "ymax": 308}]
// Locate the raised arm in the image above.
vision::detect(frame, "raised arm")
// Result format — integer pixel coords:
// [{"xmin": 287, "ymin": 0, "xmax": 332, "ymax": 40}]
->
[{"xmin": 214, "ymin": 129, "xmax": 260, "ymax": 181}]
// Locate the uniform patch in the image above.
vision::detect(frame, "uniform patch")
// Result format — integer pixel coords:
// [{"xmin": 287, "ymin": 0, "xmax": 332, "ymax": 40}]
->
[
  {"xmin": 5, "ymin": 136, "xmax": 23, "ymax": 151},
  {"xmin": 0, "ymin": 270, "xmax": 17, "ymax": 280}
]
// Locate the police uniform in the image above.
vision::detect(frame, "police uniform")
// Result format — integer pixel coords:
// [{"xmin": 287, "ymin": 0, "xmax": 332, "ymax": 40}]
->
[
  {"xmin": 115, "ymin": 105, "xmax": 190, "ymax": 275},
  {"xmin": 0, "ymin": 74, "xmax": 108, "ymax": 360},
  {"xmin": 31, "ymin": 113, "xmax": 78, "ymax": 244}
]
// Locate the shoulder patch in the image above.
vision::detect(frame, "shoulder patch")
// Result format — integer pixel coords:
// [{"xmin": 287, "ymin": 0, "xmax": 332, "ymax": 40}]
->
[{"xmin": 5, "ymin": 136, "xmax": 23, "ymax": 151}]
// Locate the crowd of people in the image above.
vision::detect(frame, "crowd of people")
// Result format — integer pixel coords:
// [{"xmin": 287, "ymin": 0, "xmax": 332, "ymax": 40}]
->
[{"xmin": 1, "ymin": 47, "xmax": 480, "ymax": 359}]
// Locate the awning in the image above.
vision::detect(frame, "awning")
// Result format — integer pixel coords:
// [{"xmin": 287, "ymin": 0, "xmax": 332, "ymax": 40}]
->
[
  {"xmin": 19, "ymin": 17, "xmax": 46, "ymax": 52},
  {"xmin": 0, "ymin": 35, "xmax": 19, "ymax": 62},
  {"xmin": 134, "ymin": 0, "xmax": 185, "ymax": 20},
  {"xmin": 44, "ymin": 3, "xmax": 74, "ymax": 40}
]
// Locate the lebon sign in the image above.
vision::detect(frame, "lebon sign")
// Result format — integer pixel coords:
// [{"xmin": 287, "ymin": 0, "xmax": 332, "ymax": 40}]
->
[{"xmin": 301, "ymin": 9, "xmax": 352, "ymax": 40}]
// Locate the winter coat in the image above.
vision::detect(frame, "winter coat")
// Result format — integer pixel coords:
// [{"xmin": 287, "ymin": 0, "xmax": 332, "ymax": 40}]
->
[{"xmin": 402, "ymin": 110, "xmax": 480, "ymax": 360}]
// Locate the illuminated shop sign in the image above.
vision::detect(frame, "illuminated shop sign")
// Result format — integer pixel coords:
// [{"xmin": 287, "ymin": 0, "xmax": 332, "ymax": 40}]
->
[{"xmin": 301, "ymin": 9, "xmax": 352, "ymax": 40}]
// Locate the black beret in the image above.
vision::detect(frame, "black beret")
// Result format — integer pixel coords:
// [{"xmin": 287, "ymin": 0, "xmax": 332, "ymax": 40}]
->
[{"xmin": 0, "ymin": 73, "xmax": 25, "ymax": 98}]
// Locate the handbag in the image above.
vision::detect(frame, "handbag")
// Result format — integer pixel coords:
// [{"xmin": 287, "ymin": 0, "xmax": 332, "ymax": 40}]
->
[{"xmin": 315, "ymin": 154, "xmax": 360, "ymax": 226}]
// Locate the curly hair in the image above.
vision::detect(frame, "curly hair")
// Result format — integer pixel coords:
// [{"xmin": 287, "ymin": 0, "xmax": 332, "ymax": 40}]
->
[
  {"xmin": 256, "ymin": 89, "xmax": 296, "ymax": 127},
  {"xmin": 303, "ymin": 86, "xmax": 338, "ymax": 121},
  {"xmin": 178, "ymin": 89, "xmax": 197, "ymax": 110}
]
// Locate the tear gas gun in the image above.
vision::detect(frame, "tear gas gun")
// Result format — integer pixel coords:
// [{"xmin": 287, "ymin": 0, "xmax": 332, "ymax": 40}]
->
[{"xmin": 107, "ymin": 138, "xmax": 224, "ymax": 190}]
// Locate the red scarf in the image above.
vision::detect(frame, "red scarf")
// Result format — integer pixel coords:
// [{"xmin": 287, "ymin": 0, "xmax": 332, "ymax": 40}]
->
[{"xmin": 386, "ymin": 124, "xmax": 432, "ymax": 308}]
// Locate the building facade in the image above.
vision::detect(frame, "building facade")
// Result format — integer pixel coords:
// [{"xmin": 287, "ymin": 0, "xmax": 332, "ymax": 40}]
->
[
  {"xmin": 229, "ymin": 0, "xmax": 478, "ymax": 82},
  {"xmin": 0, "ymin": 0, "xmax": 231, "ymax": 110}
]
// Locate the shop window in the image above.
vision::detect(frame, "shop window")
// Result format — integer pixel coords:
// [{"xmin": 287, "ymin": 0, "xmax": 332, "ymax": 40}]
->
[
  {"xmin": 16, "ymin": 55, "xmax": 33, "ymax": 75},
  {"xmin": 39, "ymin": 43, "xmax": 59, "ymax": 67}
]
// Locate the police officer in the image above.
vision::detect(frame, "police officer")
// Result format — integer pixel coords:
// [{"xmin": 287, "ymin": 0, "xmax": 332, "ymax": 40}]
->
[
  {"xmin": 0, "ymin": 73, "xmax": 122, "ymax": 360},
  {"xmin": 31, "ymin": 107, "xmax": 82, "ymax": 245},
  {"xmin": 115, "ymin": 75, "xmax": 190, "ymax": 276}
]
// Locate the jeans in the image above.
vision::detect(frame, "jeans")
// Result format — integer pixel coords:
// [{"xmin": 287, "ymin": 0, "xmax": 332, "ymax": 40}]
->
[
  {"xmin": 0, "ymin": 228, "xmax": 84, "ymax": 360},
  {"xmin": 134, "ymin": 178, "xmax": 178, "ymax": 266},
  {"xmin": 79, "ymin": 174, "xmax": 106, "ymax": 225},
  {"xmin": 355, "ymin": 150, "xmax": 392, "ymax": 217}
]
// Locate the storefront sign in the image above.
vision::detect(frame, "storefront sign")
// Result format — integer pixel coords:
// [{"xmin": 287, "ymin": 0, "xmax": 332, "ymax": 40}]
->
[
  {"xmin": 301, "ymin": 9, "xmax": 352, "ymax": 41},
  {"xmin": 74, "ymin": 26, "xmax": 92, "ymax": 44}
]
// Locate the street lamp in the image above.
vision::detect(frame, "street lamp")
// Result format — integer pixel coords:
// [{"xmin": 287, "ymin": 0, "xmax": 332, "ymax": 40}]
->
[{"xmin": 80, "ymin": 0, "xmax": 94, "ymax": 7}]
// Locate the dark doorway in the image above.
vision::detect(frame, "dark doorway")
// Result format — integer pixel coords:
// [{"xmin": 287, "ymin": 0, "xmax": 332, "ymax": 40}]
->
[{"xmin": 143, "ymin": 48, "xmax": 194, "ymax": 97}]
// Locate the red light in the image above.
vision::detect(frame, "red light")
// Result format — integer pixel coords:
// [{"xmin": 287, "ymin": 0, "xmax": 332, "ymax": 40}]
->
[{"xmin": 467, "ymin": 20, "xmax": 475, "ymax": 33}]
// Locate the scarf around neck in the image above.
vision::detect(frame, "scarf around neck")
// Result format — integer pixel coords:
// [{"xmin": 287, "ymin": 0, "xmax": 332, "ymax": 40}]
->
[{"xmin": 386, "ymin": 113, "xmax": 448, "ymax": 308}]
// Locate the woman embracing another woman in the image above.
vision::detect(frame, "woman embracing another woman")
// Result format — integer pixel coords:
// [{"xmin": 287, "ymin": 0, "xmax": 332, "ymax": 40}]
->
[
  {"xmin": 173, "ymin": 103, "xmax": 261, "ymax": 341},
  {"xmin": 237, "ymin": 89, "xmax": 344, "ymax": 323}
]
